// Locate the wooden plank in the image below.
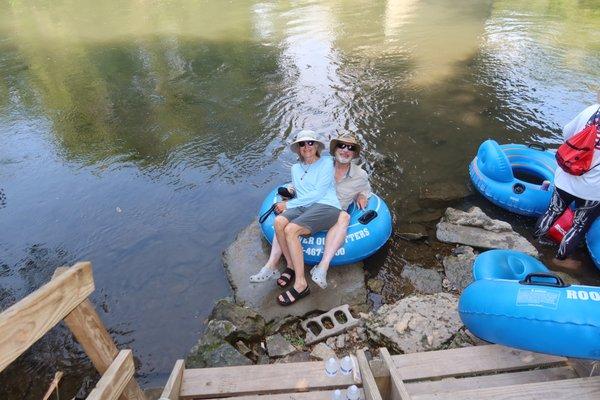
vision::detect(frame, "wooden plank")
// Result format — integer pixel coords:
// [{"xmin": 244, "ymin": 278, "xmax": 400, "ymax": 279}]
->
[
  {"xmin": 356, "ymin": 350, "xmax": 383, "ymax": 400},
  {"xmin": 87, "ymin": 350, "xmax": 135, "ymax": 400},
  {"xmin": 380, "ymin": 348, "xmax": 412, "ymax": 400},
  {"xmin": 160, "ymin": 359, "xmax": 184, "ymax": 400},
  {"xmin": 53, "ymin": 267, "xmax": 146, "ymax": 400},
  {"xmin": 406, "ymin": 366, "xmax": 577, "ymax": 395},
  {"xmin": 217, "ymin": 388, "xmax": 366, "ymax": 400},
  {"xmin": 411, "ymin": 376, "xmax": 600, "ymax": 400},
  {"xmin": 369, "ymin": 359, "xmax": 390, "ymax": 399},
  {"xmin": 0, "ymin": 262, "xmax": 94, "ymax": 372},
  {"xmin": 180, "ymin": 361, "xmax": 360, "ymax": 399},
  {"xmin": 391, "ymin": 345, "xmax": 567, "ymax": 381}
]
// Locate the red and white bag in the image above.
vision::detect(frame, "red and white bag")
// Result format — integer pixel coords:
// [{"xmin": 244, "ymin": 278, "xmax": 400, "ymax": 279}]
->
[
  {"xmin": 547, "ymin": 208, "xmax": 574, "ymax": 244},
  {"xmin": 555, "ymin": 108, "xmax": 600, "ymax": 176}
]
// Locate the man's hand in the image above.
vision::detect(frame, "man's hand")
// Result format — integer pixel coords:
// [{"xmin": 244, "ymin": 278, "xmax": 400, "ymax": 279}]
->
[
  {"xmin": 275, "ymin": 201, "xmax": 287, "ymax": 214},
  {"xmin": 356, "ymin": 194, "xmax": 368, "ymax": 210}
]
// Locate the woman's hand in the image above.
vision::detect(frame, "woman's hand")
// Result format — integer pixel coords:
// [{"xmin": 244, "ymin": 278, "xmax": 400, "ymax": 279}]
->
[
  {"xmin": 356, "ymin": 194, "xmax": 368, "ymax": 210},
  {"xmin": 275, "ymin": 201, "xmax": 287, "ymax": 214}
]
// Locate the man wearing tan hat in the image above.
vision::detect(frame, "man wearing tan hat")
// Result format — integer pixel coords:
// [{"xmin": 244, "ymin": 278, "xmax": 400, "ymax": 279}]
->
[
  {"xmin": 251, "ymin": 132, "xmax": 371, "ymax": 292},
  {"xmin": 310, "ymin": 132, "xmax": 371, "ymax": 288}
]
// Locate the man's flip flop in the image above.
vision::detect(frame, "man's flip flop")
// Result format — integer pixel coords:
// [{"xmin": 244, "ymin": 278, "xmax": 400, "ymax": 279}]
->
[
  {"xmin": 277, "ymin": 268, "xmax": 295, "ymax": 288},
  {"xmin": 277, "ymin": 286, "xmax": 310, "ymax": 306},
  {"xmin": 249, "ymin": 266, "xmax": 278, "ymax": 283}
]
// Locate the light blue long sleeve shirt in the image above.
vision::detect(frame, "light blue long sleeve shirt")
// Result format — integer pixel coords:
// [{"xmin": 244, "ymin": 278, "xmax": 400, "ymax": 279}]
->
[{"xmin": 287, "ymin": 156, "xmax": 341, "ymax": 209}]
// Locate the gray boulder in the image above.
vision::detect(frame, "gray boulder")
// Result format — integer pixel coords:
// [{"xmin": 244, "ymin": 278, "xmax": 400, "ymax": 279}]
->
[
  {"xmin": 266, "ymin": 334, "xmax": 296, "ymax": 358},
  {"xmin": 401, "ymin": 264, "xmax": 443, "ymax": 294},
  {"xmin": 443, "ymin": 246, "xmax": 477, "ymax": 293},
  {"xmin": 365, "ymin": 293, "xmax": 462, "ymax": 354},
  {"xmin": 210, "ymin": 298, "xmax": 266, "ymax": 342},
  {"xmin": 222, "ymin": 221, "xmax": 368, "ymax": 322},
  {"xmin": 186, "ymin": 319, "xmax": 252, "ymax": 368},
  {"xmin": 436, "ymin": 207, "xmax": 538, "ymax": 256},
  {"xmin": 310, "ymin": 343, "xmax": 336, "ymax": 361}
]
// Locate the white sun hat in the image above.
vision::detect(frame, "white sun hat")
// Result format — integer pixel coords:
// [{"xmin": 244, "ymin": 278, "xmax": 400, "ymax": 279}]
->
[{"xmin": 290, "ymin": 129, "xmax": 326, "ymax": 155}]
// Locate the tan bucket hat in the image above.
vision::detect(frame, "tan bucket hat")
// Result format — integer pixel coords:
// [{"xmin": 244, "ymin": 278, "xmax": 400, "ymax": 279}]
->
[
  {"xmin": 330, "ymin": 133, "xmax": 361, "ymax": 158},
  {"xmin": 290, "ymin": 130, "xmax": 326, "ymax": 155}
]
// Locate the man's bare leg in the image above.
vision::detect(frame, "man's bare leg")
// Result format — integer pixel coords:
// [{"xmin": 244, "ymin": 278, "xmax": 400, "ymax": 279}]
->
[
  {"xmin": 265, "ymin": 236, "xmax": 284, "ymax": 269},
  {"xmin": 319, "ymin": 211, "xmax": 350, "ymax": 272}
]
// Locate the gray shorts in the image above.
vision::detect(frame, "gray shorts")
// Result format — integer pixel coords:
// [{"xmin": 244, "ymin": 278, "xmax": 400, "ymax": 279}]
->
[{"xmin": 281, "ymin": 203, "xmax": 340, "ymax": 234}]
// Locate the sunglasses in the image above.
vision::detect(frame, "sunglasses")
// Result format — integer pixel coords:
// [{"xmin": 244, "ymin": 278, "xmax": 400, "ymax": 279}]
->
[
  {"xmin": 298, "ymin": 141, "xmax": 315, "ymax": 147},
  {"xmin": 337, "ymin": 143, "xmax": 357, "ymax": 151}
]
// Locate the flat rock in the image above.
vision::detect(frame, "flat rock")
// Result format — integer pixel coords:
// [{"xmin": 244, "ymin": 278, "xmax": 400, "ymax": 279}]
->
[
  {"xmin": 443, "ymin": 246, "xmax": 476, "ymax": 293},
  {"xmin": 436, "ymin": 207, "xmax": 538, "ymax": 256},
  {"xmin": 223, "ymin": 221, "xmax": 368, "ymax": 322},
  {"xmin": 396, "ymin": 224, "xmax": 428, "ymax": 241},
  {"xmin": 401, "ymin": 264, "xmax": 443, "ymax": 294},
  {"xmin": 310, "ymin": 343, "xmax": 336, "ymax": 360},
  {"xmin": 365, "ymin": 293, "xmax": 462, "ymax": 354},
  {"xmin": 266, "ymin": 334, "xmax": 296, "ymax": 358}
]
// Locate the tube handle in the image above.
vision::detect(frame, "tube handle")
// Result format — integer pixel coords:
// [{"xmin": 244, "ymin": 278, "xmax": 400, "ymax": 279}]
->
[
  {"xmin": 519, "ymin": 273, "xmax": 569, "ymax": 288},
  {"xmin": 527, "ymin": 143, "xmax": 547, "ymax": 151}
]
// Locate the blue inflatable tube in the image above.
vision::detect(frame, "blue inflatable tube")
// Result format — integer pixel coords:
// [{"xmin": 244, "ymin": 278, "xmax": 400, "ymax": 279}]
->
[
  {"xmin": 472, "ymin": 249, "xmax": 549, "ymax": 281},
  {"xmin": 258, "ymin": 187, "xmax": 392, "ymax": 266},
  {"xmin": 587, "ymin": 219, "xmax": 600, "ymax": 270},
  {"xmin": 469, "ymin": 140, "xmax": 600, "ymax": 270},
  {"xmin": 460, "ymin": 250, "xmax": 600, "ymax": 359},
  {"xmin": 469, "ymin": 140, "xmax": 556, "ymax": 217}
]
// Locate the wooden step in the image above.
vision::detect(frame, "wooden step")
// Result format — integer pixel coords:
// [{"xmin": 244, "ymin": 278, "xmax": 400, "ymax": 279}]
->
[
  {"xmin": 391, "ymin": 345, "xmax": 567, "ymax": 381},
  {"xmin": 406, "ymin": 366, "xmax": 577, "ymax": 395},
  {"xmin": 411, "ymin": 376, "xmax": 600, "ymax": 400},
  {"xmin": 180, "ymin": 361, "xmax": 360, "ymax": 399}
]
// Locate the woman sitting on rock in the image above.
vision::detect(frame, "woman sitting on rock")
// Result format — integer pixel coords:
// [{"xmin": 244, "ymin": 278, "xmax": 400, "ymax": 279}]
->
[
  {"xmin": 268, "ymin": 130, "xmax": 341, "ymax": 305},
  {"xmin": 250, "ymin": 133, "xmax": 371, "ymax": 290}
]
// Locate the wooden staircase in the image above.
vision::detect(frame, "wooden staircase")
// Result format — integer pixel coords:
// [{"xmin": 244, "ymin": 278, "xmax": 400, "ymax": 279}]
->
[
  {"xmin": 160, "ymin": 339, "xmax": 600, "ymax": 400},
  {"xmin": 2, "ymin": 262, "xmax": 599, "ymax": 400}
]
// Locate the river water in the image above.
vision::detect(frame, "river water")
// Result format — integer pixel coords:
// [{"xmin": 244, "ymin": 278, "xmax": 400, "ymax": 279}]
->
[{"xmin": 0, "ymin": 0, "xmax": 599, "ymax": 397}]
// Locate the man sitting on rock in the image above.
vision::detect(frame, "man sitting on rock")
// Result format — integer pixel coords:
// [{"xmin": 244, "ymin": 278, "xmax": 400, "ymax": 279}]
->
[{"xmin": 250, "ymin": 133, "xmax": 371, "ymax": 290}]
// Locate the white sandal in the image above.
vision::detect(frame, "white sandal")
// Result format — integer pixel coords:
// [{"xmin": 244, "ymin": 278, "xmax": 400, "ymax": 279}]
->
[
  {"xmin": 250, "ymin": 266, "xmax": 279, "ymax": 283},
  {"xmin": 311, "ymin": 265, "xmax": 328, "ymax": 289}
]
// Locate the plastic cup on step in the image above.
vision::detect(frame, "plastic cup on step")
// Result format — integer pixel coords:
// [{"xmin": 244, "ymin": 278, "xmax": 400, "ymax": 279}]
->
[
  {"xmin": 346, "ymin": 385, "xmax": 360, "ymax": 400},
  {"xmin": 340, "ymin": 355, "xmax": 353, "ymax": 375},
  {"xmin": 325, "ymin": 357, "xmax": 339, "ymax": 377}
]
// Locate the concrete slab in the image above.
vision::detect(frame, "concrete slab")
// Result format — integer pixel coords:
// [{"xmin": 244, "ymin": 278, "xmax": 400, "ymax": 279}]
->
[{"xmin": 222, "ymin": 220, "xmax": 368, "ymax": 322}]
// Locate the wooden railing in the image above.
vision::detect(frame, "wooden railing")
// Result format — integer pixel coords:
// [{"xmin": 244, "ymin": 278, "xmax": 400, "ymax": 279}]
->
[{"xmin": 0, "ymin": 262, "xmax": 146, "ymax": 400}]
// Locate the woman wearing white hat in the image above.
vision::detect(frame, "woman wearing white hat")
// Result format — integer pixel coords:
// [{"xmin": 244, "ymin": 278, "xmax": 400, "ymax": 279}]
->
[{"xmin": 272, "ymin": 130, "xmax": 341, "ymax": 306}]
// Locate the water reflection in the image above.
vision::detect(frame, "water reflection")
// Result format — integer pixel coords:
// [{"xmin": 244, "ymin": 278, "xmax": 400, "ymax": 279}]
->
[{"xmin": 1, "ymin": 0, "xmax": 599, "ymax": 397}]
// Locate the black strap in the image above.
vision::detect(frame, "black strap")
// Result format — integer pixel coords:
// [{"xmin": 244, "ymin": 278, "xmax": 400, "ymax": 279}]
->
[{"xmin": 259, "ymin": 203, "xmax": 277, "ymax": 223}]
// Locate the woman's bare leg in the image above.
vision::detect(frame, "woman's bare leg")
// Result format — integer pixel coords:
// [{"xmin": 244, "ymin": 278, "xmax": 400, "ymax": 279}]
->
[
  {"xmin": 278, "ymin": 223, "xmax": 310, "ymax": 302},
  {"xmin": 274, "ymin": 215, "xmax": 293, "ymax": 267}
]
